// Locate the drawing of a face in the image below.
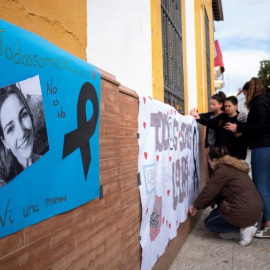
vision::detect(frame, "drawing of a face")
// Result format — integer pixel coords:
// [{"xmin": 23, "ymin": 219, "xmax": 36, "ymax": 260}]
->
[{"xmin": 0, "ymin": 93, "xmax": 34, "ymax": 164}]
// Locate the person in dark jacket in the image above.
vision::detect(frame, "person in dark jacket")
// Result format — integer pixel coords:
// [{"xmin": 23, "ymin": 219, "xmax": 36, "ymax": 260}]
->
[
  {"xmin": 225, "ymin": 77, "xmax": 270, "ymax": 238},
  {"xmin": 193, "ymin": 96, "xmax": 247, "ymax": 160},
  {"xmin": 190, "ymin": 91, "xmax": 226, "ymax": 149},
  {"xmin": 189, "ymin": 147, "xmax": 263, "ymax": 246},
  {"xmin": 190, "ymin": 92, "xmax": 226, "ymax": 177}
]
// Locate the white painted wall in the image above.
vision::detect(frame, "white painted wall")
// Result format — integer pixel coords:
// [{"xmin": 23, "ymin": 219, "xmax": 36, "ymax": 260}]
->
[
  {"xmin": 200, "ymin": 7, "xmax": 205, "ymax": 111},
  {"xmin": 87, "ymin": 0, "xmax": 152, "ymax": 97},
  {"xmin": 185, "ymin": 0, "xmax": 197, "ymax": 112}
]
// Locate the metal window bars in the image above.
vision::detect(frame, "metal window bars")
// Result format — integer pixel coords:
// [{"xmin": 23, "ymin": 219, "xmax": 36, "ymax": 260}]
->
[{"xmin": 161, "ymin": 0, "xmax": 184, "ymax": 114}]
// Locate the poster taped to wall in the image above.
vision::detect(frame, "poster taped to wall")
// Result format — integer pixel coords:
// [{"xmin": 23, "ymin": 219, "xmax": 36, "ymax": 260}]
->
[
  {"xmin": 0, "ymin": 19, "xmax": 100, "ymax": 238},
  {"xmin": 138, "ymin": 96, "xmax": 200, "ymax": 270}
]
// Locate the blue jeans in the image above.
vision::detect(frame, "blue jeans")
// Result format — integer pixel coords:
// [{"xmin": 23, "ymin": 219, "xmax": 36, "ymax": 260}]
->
[
  {"xmin": 204, "ymin": 208, "xmax": 240, "ymax": 233},
  {"xmin": 251, "ymin": 147, "xmax": 270, "ymax": 222}
]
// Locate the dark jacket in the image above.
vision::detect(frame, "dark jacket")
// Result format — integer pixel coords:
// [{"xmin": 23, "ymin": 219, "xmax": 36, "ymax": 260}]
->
[
  {"xmin": 199, "ymin": 112, "xmax": 216, "ymax": 148},
  {"xmin": 197, "ymin": 112, "xmax": 247, "ymax": 159},
  {"xmin": 237, "ymin": 92, "xmax": 270, "ymax": 149},
  {"xmin": 193, "ymin": 156, "xmax": 263, "ymax": 228}
]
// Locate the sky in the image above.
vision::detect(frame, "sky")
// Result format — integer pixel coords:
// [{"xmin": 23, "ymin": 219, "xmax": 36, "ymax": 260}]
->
[{"xmin": 214, "ymin": 0, "xmax": 270, "ymax": 94}]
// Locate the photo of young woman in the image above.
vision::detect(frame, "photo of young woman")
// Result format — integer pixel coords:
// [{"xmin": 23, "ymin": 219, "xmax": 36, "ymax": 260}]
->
[{"xmin": 0, "ymin": 76, "xmax": 49, "ymax": 188}]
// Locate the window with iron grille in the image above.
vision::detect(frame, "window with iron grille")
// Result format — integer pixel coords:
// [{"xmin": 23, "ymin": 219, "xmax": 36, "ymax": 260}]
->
[
  {"xmin": 205, "ymin": 9, "xmax": 212, "ymax": 111},
  {"xmin": 161, "ymin": 0, "xmax": 184, "ymax": 114}
]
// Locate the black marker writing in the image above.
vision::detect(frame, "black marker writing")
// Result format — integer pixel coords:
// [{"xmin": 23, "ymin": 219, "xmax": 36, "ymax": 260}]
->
[{"xmin": 0, "ymin": 198, "xmax": 14, "ymax": 227}]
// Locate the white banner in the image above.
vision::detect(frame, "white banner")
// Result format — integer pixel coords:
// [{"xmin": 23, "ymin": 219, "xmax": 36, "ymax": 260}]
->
[{"xmin": 138, "ymin": 95, "xmax": 200, "ymax": 270}]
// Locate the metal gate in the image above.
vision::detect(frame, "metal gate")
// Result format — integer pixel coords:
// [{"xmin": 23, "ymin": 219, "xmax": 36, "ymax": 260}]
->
[{"xmin": 161, "ymin": 0, "xmax": 185, "ymax": 114}]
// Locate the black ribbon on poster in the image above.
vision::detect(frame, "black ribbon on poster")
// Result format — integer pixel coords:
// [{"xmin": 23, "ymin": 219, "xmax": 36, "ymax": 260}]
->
[
  {"xmin": 62, "ymin": 82, "xmax": 99, "ymax": 179},
  {"xmin": 193, "ymin": 126, "xmax": 198, "ymax": 190}
]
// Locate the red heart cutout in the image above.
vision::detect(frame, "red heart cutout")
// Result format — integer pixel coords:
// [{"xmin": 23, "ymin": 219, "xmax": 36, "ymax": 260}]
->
[
  {"xmin": 167, "ymin": 190, "xmax": 170, "ymax": 196},
  {"xmin": 169, "ymin": 223, "xmax": 171, "ymax": 229},
  {"xmin": 169, "ymin": 156, "xmax": 172, "ymax": 162},
  {"xmin": 178, "ymin": 131, "xmax": 181, "ymax": 137},
  {"xmin": 146, "ymin": 208, "xmax": 148, "ymax": 214},
  {"xmin": 148, "ymin": 96, "xmax": 152, "ymax": 100},
  {"xmin": 143, "ymin": 122, "xmax": 146, "ymax": 129},
  {"xmin": 144, "ymin": 152, "xmax": 147, "ymax": 160},
  {"xmin": 143, "ymin": 97, "xmax": 146, "ymax": 104},
  {"xmin": 156, "ymin": 155, "xmax": 159, "ymax": 162},
  {"xmin": 162, "ymin": 217, "xmax": 165, "ymax": 224}
]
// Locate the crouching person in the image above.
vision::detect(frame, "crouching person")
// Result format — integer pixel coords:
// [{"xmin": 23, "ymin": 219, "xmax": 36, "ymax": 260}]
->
[{"xmin": 189, "ymin": 146, "xmax": 263, "ymax": 246}]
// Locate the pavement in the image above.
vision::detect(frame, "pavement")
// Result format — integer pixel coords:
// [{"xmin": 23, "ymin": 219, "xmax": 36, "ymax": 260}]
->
[
  {"xmin": 169, "ymin": 207, "xmax": 270, "ymax": 270},
  {"xmin": 169, "ymin": 150, "xmax": 270, "ymax": 270}
]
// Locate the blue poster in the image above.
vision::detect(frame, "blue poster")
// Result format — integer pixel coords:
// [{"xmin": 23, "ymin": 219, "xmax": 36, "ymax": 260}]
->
[{"xmin": 0, "ymin": 19, "xmax": 100, "ymax": 238}]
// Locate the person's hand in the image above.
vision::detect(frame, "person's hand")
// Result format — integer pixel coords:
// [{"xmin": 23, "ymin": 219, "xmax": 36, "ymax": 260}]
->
[
  {"xmin": 192, "ymin": 113, "xmax": 200, "ymax": 120},
  {"xmin": 224, "ymin": 122, "xmax": 237, "ymax": 132},
  {"xmin": 190, "ymin": 109, "xmax": 200, "ymax": 119},
  {"xmin": 189, "ymin": 205, "xmax": 198, "ymax": 216},
  {"xmin": 190, "ymin": 108, "xmax": 198, "ymax": 116},
  {"xmin": 234, "ymin": 132, "xmax": 242, "ymax": 137}
]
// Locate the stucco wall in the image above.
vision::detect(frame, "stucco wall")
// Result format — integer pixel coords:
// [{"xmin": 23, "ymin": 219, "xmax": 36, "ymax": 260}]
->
[
  {"xmin": 0, "ymin": 0, "xmax": 87, "ymax": 60},
  {"xmin": 0, "ymin": 2, "xmax": 209, "ymax": 268},
  {"xmin": 87, "ymin": 0, "xmax": 152, "ymax": 97},
  {"xmin": 185, "ymin": 0, "xmax": 198, "ymax": 112}
]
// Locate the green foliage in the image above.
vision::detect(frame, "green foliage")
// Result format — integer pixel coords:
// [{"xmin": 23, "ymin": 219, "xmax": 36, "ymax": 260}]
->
[{"xmin": 258, "ymin": 60, "xmax": 270, "ymax": 89}]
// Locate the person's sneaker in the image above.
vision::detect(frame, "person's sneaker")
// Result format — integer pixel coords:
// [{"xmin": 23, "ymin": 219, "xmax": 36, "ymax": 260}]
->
[
  {"xmin": 255, "ymin": 227, "xmax": 270, "ymax": 238},
  {"xmin": 219, "ymin": 232, "xmax": 241, "ymax": 240},
  {"xmin": 239, "ymin": 226, "xmax": 257, "ymax": 246}
]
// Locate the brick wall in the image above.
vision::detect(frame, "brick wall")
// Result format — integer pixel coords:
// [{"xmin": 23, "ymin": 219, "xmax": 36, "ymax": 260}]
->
[{"xmin": 0, "ymin": 70, "xmax": 207, "ymax": 270}]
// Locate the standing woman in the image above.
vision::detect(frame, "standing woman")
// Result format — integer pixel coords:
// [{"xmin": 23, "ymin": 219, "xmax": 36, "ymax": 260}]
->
[
  {"xmin": 190, "ymin": 91, "xmax": 226, "ymax": 150},
  {"xmin": 190, "ymin": 92, "xmax": 226, "ymax": 177},
  {"xmin": 225, "ymin": 77, "xmax": 270, "ymax": 238},
  {"xmin": 0, "ymin": 84, "xmax": 40, "ymax": 188}
]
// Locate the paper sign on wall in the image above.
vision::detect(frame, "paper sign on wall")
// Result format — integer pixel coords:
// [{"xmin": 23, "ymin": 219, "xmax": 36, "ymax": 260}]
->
[
  {"xmin": 138, "ymin": 96, "xmax": 200, "ymax": 270},
  {"xmin": 0, "ymin": 19, "xmax": 100, "ymax": 238}
]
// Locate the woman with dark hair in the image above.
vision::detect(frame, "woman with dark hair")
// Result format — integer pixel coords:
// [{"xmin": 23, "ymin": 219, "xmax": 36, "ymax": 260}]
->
[
  {"xmin": 225, "ymin": 77, "xmax": 270, "ymax": 238},
  {"xmin": 190, "ymin": 91, "xmax": 226, "ymax": 149},
  {"xmin": 190, "ymin": 91, "xmax": 226, "ymax": 177},
  {"xmin": 189, "ymin": 147, "xmax": 263, "ymax": 246},
  {"xmin": 0, "ymin": 84, "xmax": 40, "ymax": 188}
]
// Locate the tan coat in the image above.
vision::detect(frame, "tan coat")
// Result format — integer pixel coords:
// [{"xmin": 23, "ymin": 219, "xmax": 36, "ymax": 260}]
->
[{"xmin": 193, "ymin": 156, "xmax": 263, "ymax": 228}]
